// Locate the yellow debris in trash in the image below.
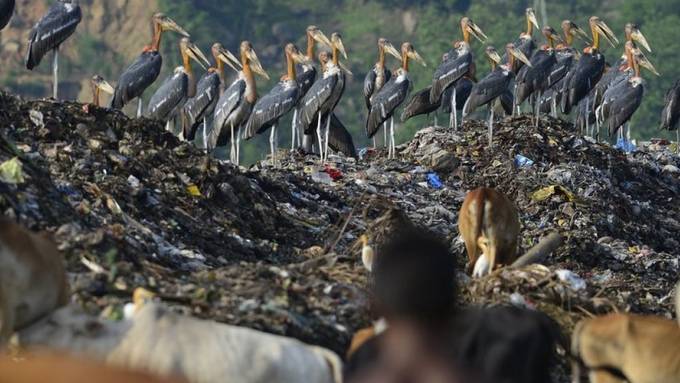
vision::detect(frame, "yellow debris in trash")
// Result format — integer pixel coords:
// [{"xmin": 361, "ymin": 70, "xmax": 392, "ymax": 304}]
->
[
  {"xmin": 187, "ymin": 185, "xmax": 201, "ymax": 197},
  {"xmin": 0, "ymin": 157, "xmax": 25, "ymax": 184},
  {"xmin": 531, "ymin": 185, "xmax": 576, "ymax": 202}
]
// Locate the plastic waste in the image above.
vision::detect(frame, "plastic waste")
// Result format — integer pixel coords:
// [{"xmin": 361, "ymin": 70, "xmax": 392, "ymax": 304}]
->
[
  {"xmin": 515, "ymin": 154, "xmax": 535, "ymax": 168},
  {"xmin": 427, "ymin": 172, "xmax": 443, "ymax": 189}
]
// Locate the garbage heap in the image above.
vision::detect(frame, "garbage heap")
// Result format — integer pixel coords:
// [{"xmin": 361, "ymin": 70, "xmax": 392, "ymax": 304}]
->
[{"xmin": 0, "ymin": 92, "xmax": 678, "ymax": 369}]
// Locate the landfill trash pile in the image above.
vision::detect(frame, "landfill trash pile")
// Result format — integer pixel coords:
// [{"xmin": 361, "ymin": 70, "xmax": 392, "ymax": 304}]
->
[{"xmin": 0, "ymin": 92, "xmax": 678, "ymax": 378}]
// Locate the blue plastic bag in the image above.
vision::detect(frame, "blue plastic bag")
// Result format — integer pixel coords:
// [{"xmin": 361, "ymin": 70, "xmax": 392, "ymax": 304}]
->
[
  {"xmin": 614, "ymin": 138, "xmax": 636, "ymax": 153},
  {"xmin": 427, "ymin": 172, "xmax": 443, "ymax": 189},
  {"xmin": 514, "ymin": 154, "xmax": 535, "ymax": 167}
]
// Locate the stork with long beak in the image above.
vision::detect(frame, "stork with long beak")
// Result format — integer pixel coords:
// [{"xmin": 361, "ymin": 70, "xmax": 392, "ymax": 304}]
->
[
  {"xmin": 511, "ymin": 8, "xmax": 540, "ymax": 72},
  {"xmin": 209, "ymin": 41, "xmax": 269, "ymax": 166},
  {"xmin": 364, "ymin": 38, "xmax": 401, "ymax": 148},
  {"xmin": 515, "ymin": 26, "xmax": 563, "ymax": 126},
  {"xmin": 430, "ymin": 17, "xmax": 487, "ymax": 106},
  {"xmin": 244, "ymin": 44, "xmax": 311, "ymax": 165},
  {"xmin": 111, "ymin": 13, "xmax": 189, "ymax": 117},
  {"xmin": 296, "ymin": 32, "xmax": 351, "ymax": 163},
  {"xmin": 463, "ymin": 43, "xmax": 532, "ymax": 147},
  {"xmin": 560, "ymin": 16, "xmax": 618, "ymax": 115},
  {"xmin": 539, "ymin": 20, "xmax": 590, "ymax": 116},
  {"xmin": 366, "ymin": 42, "xmax": 427, "ymax": 159},
  {"xmin": 147, "ymin": 38, "xmax": 210, "ymax": 135},
  {"xmin": 599, "ymin": 45, "xmax": 659, "ymax": 145},
  {"xmin": 293, "ymin": 26, "xmax": 332, "ymax": 151},
  {"xmin": 26, "ymin": 0, "xmax": 82, "ymax": 99},
  {"xmin": 660, "ymin": 80, "xmax": 680, "ymax": 154},
  {"xmin": 183, "ymin": 43, "xmax": 240, "ymax": 146}
]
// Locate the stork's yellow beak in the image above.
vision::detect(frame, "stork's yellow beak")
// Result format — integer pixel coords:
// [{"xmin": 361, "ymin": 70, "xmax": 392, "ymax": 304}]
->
[
  {"xmin": 310, "ymin": 29, "xmax": 333, "ymax": 49},
  {"xmin": 185, "ymin": 40, "xmax": 211, "ymax": 70},
  {"xmin": 384, "ymin": 41, "xmax": 402, "ymax": 61},
  {"xmin": 630, "ymin": 28, "xmax": 651, "ymax": 53},
  {"xmin": 594, "ymin": 19, "xmax": 619, "ymax": 47},
  {"xmin": 246, "ymin": 48, "xmax": 270, "ymax": 80},
  {"xmin": 159, "ymin": 15, "xmax": 190, "ymax": 37},
  {"xmin": 510, "ymin": 46, "xmax": 532, "ymax": 67}
]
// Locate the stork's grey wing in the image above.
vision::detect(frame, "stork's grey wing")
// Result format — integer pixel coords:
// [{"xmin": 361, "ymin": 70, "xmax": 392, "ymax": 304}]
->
[
  {"xmin": 111, "ymin": 52, "xmax": 162, "ymax": 109},
  {"xmin": 366, "ymin": 78, "xmax": 409, "ymax": 138},
  {"xmin": 244, "ymin": 83, "xmax": 298, "ymax": 139},
  {"xmin": 661, "ymin": 81, "xmax": 680, "ymax": 130},
  {"xmin": 147, "ymin": 71, "xmax": 188, "ymax": 121},
  {"xmin": 183, "ymin": 72, "xmax": 221, "ymax": 140},
  {"xmin": 296, "ymin": 67, "xmax": 317, "ymax": 98},
  {"xmin": 214, "ymin": 79, "xmax": 246, "ymax": 131},
  {"xmin": 0, "ymin": 0, "xmax": 15, "ymax": 30},
  {"xmin": 401, "ymin": 86, "xmax": 438, "ymax": 122},
  {"xmin": 298, "ymin": 75, "xmax": 338, "ymax": 134},
  {"xmin": 430, "ymin": 53, "xmax": 471, "ymax": 104},
  {"xmin": 465, "ymin": 70, "xmax": 512, "ymax": 113},
  {"xmin": 604, "ymin": 83, "xmax": 644, "ymax": 137},
  {"xmin": 327, "ymin": 113, "xmax": 357, "ymax": 158},
  {"xmin": 363, "ymin": 69, "xmax": 377, "ymax": 109},
  {"xmin": 26, "ymin": 2, "xmax": 81, "ymax": 70}
]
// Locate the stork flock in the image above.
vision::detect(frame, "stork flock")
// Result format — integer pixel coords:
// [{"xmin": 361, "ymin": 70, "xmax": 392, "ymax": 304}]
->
[{"xmin": 7, "ymin": 1, "xmax": 680, "ymax": 166}]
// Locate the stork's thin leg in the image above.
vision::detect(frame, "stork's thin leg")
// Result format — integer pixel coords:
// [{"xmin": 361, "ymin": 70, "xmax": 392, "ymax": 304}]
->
[
  {"xmin": 677, "ymin": 129, "xmax": 679, "ymax": 154},
  {"xmin": 626, "ymin": 123, "xmax": 631, "ymax": 144},
  {"xmin": 372, "ymin": 137, "xmax": 376, "ymax": 148},
  {"xmin": 165, "ymin": 120, "xmax": 172, "ymax": 133},
  {"xmin": 488, "ymin": 108, "xmax": 494, "ymax": 147},
  {"xmin": 535, "ymin": 92, "xmax": 541, "ymax": 128},
  {"xmin": 383, "ymin": 122, "xmax": 387, "ymax": 149},
  {"xmin": 324, "ymin": 115, "xmax": 331, "ymax": 163},
  {"xmin": 551, "ymin": 97, "xmax": 557, "ymax": 118},
  {"xmin": 434, "ymin": 113, "xmax": 438, "ymax": 127},
  {"xmin": 512, "ymin": 84, "xmax": 517, "ymax": 116},
  {"xmin": 269, "ymin": 124, "xmax": 277, "ymax": 166},
  {"xmin": 390, "ymin": 117, "xmax": 395, "ymax": 159},
  {"xmin": 52, "ymin": 47, "xmax": 59, "ymax": 99},
  {"xmin": 453, "ymin": 87, "xmax": 458, "ymax": 132},
  {"xmin": 316, "ymin": 113, "xmax": 323, "ymax": 161},
  {"xmin": 137, "ymin": 98, "xmax": 143, "ymax": 118},
  {"xmin": 236, "ymin": 128, "xmax": 242, "ymax": 166},
  {"xmin": 230, "ymin": 123, "xmax": 235, "ymax": 163},
  {"xmin": 291, "ymin": 109, "xmax": 298, "ymax": 151},
  {"xmin": 585, "ymin": 98, "xmax": 590, "ymax": 137}
]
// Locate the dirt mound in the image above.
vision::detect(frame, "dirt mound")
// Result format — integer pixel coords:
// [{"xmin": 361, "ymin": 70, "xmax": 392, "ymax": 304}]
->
[{"xmin": 1, "ymin": 92, "xmax": 678, "ymax": 380}]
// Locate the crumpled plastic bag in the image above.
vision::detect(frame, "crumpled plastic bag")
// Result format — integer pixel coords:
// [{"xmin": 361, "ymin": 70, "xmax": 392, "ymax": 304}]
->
[
  {"xmin": 0, "ymin": 157, "xmax": 25, "ymax": 184},
  {"xmin": 531, "ymin": 185, "xmax": 576, "ymax": 202}
]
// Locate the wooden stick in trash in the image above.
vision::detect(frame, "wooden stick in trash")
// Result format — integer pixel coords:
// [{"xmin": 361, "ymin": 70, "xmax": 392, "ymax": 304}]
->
[{"xmin": 511, "ymin": 232, "xmax": 563, "ymax": 268}]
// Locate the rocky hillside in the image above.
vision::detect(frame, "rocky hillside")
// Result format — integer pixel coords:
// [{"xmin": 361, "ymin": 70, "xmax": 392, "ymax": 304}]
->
[
  {"xmin": 1, "ymin": 91, "xmax": 678, "ymax": 381},
  {"xmin": 1, "ymin": 0, "xmax": 158, "ymax": 101}
]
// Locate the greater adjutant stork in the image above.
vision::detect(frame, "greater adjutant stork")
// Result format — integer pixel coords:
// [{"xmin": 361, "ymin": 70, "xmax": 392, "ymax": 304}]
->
[
  {"xmin": 293, "ymin": 25, "xmax": 332, "ymax": 151},
  {"xmin": 0, "ymin": 0, "xmax": 14, "ymax": 31},
  {"xmin": 598, "ymin": 45, "xmax": 658, "ymax": 144},
  {"xmin": 661, "ymin": 80, "xmax": 680, "ymax": 153},
  {"xmin": 110, "ymin": 13, "xmax": 189, "ymax": 117},
  {"xmin": 463, "ymin": 43, "xmax": 532, "ymax": 147},
  {"xmin": 26, "ymin": 0, "xmax": 82, "ymax": 99},
  {"xmin": 560, "ymin": 16, "xmax": 618, "ymax": 115},
  {"xmin": 508, "ymin": 8, "xmax": 540, "ymax": 72},
  {"xmin": 430, "ymin": 17, "xmax": 487, "ymax": 106},
  {"xmin": 599, "ymin": 47, "xmax": 658, "ymax": 145},
  {"xmin": 296, "ymin": 32, "xmax": 350, "ymax": 163},
  {"xmin": 147, "ymin": 38, "xmax": 210, "ymax": 134},
  {"xmin": 364, "ymin": 38, "xmax": 401, "ymax": 146},
  {"xmin": 514, "ymin": 26, "xmax": 563, "ymax": 126},
  {"xmin": 244, "ymin": 43, "xmax": 310, "ymax": 164},
  {"xmin": 366, "ymin": 42, "xmax": 427, "ymax": 159},
  {"xmin": 182, "ymin": 43, "xmax": 240, "ymax": 146},
  {"xmin": 539, "ymin": 20, "xmax": 590, "ymax": 116},
  {"xmin": 208, "ymin": 41, "xmax": 269, "ymax": 165}
]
